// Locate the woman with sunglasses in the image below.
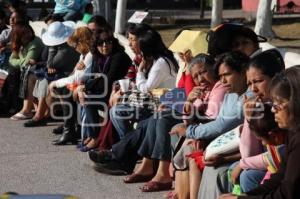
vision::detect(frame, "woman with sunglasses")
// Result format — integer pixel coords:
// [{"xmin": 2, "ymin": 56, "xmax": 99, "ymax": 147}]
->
[
  {"xmin": 77, "ymin": 28, "xmax": 132, "ymax": 151},
  {"xmin": 219, "ymin": 65, "xmax": 300, "ymax": 199}
]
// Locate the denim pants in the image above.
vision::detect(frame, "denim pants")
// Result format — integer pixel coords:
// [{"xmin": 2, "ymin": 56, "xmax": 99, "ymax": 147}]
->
[
  {"xmin": 110, "ymin": 104, "xmax": 152, "ymax": 139},
  {"xmin": 228, "ymin": 161, "xmax": 266, "ymax": 193},
  {"xmin": 138, "ymin": 110, "xmax": 182, "ymax": 160}
]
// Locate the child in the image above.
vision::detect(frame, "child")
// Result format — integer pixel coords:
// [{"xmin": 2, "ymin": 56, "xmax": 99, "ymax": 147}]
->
[{"xmin": 248, "ymin": 103, "xmax": 286, "ymax": 181}]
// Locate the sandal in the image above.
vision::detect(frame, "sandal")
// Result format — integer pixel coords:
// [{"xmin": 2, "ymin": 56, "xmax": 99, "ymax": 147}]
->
[
  {"xmin": 140, "ymin": 181, "xmax": 173, "ymax": 192},
  {"xmin": 123, "ymin": 173, "xmax": 154, "ymax": 183},
  {"xmin": 10, "ymin": 112, "xmax": 33, "ymax": 120}
]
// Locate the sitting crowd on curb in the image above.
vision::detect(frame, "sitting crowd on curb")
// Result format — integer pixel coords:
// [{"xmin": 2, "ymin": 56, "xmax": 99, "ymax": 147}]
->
[{"xmin": 1, "ymin": 1, "xmax": 300, "ymax": 199}]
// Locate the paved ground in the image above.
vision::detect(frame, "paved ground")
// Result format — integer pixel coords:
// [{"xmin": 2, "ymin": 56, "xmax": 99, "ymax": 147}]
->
[{"xmin": 0, "ymin": 117, "xmax": 166, "ymax": 199}]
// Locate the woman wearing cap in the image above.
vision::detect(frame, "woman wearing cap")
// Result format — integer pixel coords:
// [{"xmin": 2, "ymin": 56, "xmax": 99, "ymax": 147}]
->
[
  {"xmin": 37, "ymin": 21, "xmax": 79, "ymax": 144},
  {"xmin": 46, "ymin": 27, "xmax": 93, "ymax": 143},
  {"xmin": 24, "ymin": 27, "xmax": 92, "ymax": 127},
  {"xmin": 9, "ymin": 22, "xmax": 44, "ymax": 120},
  {"xmin": 76, "ymin": 28, "xmax": 132, "ymax": 151}
]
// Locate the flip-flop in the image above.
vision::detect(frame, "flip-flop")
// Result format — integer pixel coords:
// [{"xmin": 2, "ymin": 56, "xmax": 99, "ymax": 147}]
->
[
  {"xmin": 140, "ymin": 181, "xmax": 173, "ymax": 192},
  {"xmin": 10, "ymin": 112, "xmax": 33, "ymax": 120}
]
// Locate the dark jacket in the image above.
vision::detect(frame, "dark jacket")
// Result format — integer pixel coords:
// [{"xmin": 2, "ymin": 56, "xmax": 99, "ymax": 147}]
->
[
  {"xmin": 47, "ymin": 43, "xmax": 79, "ymax": 76},
  {"xmin": 84, "ymin": 50, "xmax": 131, "ymax": 104},
  {"xmin": 239, "ymin": 130, "xmax": 300, "ymax": 199}
]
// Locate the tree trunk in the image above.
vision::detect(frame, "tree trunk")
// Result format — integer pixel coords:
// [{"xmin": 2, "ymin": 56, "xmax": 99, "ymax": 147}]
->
[
  {"xmin": 254, "ymin": 0, "xmax": 276, "ymax": 38},
  {"xmin": 211, "ymin": 0, "xmax": 223, "ymax": 28},
  {"xmin": 115, "ymin": 0, "xmax": 127, "ymax": 34}
]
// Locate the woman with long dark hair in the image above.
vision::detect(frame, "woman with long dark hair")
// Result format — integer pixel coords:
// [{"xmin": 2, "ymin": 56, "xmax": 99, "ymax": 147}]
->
[
  {"xmin": 77, "ymin": 28, "xmax": 132, "ymax": 151},
  {"xmin": 110, "ymin": 28, "xmax": 179, "ymax": 140},
  {"xmin": 9, "ymin": 22, "xmax": 44, "ymax": 120}
]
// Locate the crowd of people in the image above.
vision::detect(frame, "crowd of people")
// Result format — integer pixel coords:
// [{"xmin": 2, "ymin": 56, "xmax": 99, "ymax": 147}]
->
[{"xmin": 0, "ymin": 1, "xmax": 300, "ymax": 199}]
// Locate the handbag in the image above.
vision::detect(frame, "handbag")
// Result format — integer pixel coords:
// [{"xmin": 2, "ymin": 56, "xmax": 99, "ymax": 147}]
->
[
  {"xmin": 126, "ymin": 89, "xmax": 157, "ymax": 110},
  {"xmin": 204, "ymin": 125, "xmax": 241, "ymax": 160}
]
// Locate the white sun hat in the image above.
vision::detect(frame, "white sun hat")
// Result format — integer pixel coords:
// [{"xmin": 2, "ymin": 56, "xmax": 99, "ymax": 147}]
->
[{"xmin": 41, "ymin": 21, "xmax": 76, "ymax": 46}]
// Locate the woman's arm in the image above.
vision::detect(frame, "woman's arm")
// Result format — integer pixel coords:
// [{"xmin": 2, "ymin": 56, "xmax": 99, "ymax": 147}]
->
[
  {"xmin": 136, "ymin": 57, "xmax": 175, "ymax": 93},
  {"xmin": 9, "ymin": 39, "xmax": 43, "ymax": 68}
]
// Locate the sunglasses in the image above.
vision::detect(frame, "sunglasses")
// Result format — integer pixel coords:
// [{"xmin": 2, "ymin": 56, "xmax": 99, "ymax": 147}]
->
[
  {"xmin": 97, "ymin": 38, "xmax": 113, "ymax": 46},
  {"xmin": 271, "ymin": 101, "xmax": 289, "ymax": 112}
]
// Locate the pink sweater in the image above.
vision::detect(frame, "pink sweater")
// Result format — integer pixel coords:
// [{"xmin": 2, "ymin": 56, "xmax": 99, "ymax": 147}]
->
[{"xmin": 239, "ymin": 120, "xmax": 266, "ymax": 170}]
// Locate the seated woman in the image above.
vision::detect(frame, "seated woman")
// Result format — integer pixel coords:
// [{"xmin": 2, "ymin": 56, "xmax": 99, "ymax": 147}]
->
[
  {"xmin": 52, "ymin": 0, "xmax": 86, "ymax": 21},
  {"xmin": 126, "ymin": 53, "xmax": 228, "ymax": 192},
  {"xmin": 47, "ymin": 27, "xmax": 93, "ymax": 132},
  {"xmin": 0, "ymin": 8, "xmax": 10, "ymax": 71},
  {"xmin": 77, "ymin": 28, "xmax": 132, "ymax": 151},
  {"xmin": 26, "ymin": 26, "xmax": 93, "ymax": 127},
  {"xmin": 172, "ymin": 52, "xmax": 250, "ymax": 199},
  {"xmin": 34, "ymin": 21, "xmax": 80, "ymax": 144},
  {"xmin": 248, "ymin": 104, "xmax": 286, "ymax": 183},
  {"xmin": 0, "ymin": 11, "xmax": 29, "ymax": 114},
  {"xmin": 218, "ymin": 65, "xmax": 300, "ymax": 199},
  {"xmin": 9, "ymin": 22, "xmax": 44, "ymax": 120},
  {"xmin": 228, "ymin": 49, "xmax": 285, "ymax": 193},
  {"xmin": 110, "ymin": 28, "xmax": 179, "ymax": 140}
]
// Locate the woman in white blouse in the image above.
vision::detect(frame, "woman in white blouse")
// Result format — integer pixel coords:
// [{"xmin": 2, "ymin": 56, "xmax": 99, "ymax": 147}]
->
[{"xmin": 110, "ymin": 28, "xmax": 179, "ymax": 139}]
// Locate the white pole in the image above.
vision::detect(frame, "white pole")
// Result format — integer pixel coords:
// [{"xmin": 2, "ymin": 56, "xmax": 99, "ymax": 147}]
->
[
  {"xmin": 115, "ymin": 0, "xmax": 128, "ymax": 34},
  {"xmin": 211, "ymin": 0, "xmax": 223, "ymax": 28}
]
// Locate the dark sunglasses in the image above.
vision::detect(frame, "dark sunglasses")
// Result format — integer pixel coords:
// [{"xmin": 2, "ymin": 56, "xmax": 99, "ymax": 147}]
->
[{"xmin": 97, "ymin": 38, "xmax": 113, "ymax": 46}]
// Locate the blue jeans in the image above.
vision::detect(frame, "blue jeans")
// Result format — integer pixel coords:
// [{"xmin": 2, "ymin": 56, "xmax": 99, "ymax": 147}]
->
[
  {"xmin": 110, "ymin": 104, "xmax": 152, "ymax": 140},
  {"xmin": 240, "ymin": 169, "xmax": 266, "ymax": 192},
  {"xmin": 229, "ymin": 161, "xmax": 266, "ymax": 193}
]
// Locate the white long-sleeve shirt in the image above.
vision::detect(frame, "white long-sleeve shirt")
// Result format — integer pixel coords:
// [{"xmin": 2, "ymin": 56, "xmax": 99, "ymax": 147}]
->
[
  {"xmin": 136, "ymin": 57, "xmax": 177, "ymax": 93},
  {"xmin": 54, "ymin": 52, "xmax": 93, "ymax": 88}
]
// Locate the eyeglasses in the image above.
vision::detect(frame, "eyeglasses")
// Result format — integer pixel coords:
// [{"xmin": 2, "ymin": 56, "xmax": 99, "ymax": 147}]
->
[
  {"xmin": 97, "ymin": 38, "xmax": 113, "ymax": 46},
  {"xmin": 271, "ymin": 101, "xmax": 289, "ymax": 112}
]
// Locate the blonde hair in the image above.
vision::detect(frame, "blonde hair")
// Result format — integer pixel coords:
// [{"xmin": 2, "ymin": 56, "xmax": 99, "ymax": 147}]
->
[{"xmin": 67, "ymin": 27, "xmax": 92, "ymax": 55}]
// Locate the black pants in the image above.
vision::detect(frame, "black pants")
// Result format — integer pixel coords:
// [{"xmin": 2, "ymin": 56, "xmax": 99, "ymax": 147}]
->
[
  {"xmin": 1, "ymin": 67, "xmax": 21, "ymax": 113},
  {"xmin": 55, "ymin": 87, "xmax": 77, "ymax": 131},
  {"xmin": 112, "ymin": 117, "xmax": 150, "ymax": 170}
]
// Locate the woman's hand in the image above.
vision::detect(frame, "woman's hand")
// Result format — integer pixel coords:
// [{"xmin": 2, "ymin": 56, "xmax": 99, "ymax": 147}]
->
[
  {"xmin": 109, "ymin": 89, "xmax": 122, "ymax": 107},
  {"xmin": 231, "ymin": 163, "xmax": 243, "ymax": 185},
  {"xmin": 78, "ymin": 86, "xmax": 87, "ymax": 106},
  {"xmin": 187, "ymin": 86, "xmax": 204, "ymax": 102},
  {"xmin": 138, "ymin": 57, "xmax": 153, "ymax": 72},
  {"xmin": 48, "ymin": 67, "xmax": 56, "ymax": 74},
  {"xmin": 75, "ymin": 61, "xmax": 85, "ymax": 70},
  {"xmin": 170, "ymin": 123, "xmax": 187, "ymax": 137},
  {"xmin": 243, "ymin": 95, "xmax": 260, "ymax": 122},
  {"xmin": 48, "ymin": 81, "xmax": 57, "ymax": 94},
  {"xmin": 28, "ymin": 59, "xmax": 37, "ymax": 65}
]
